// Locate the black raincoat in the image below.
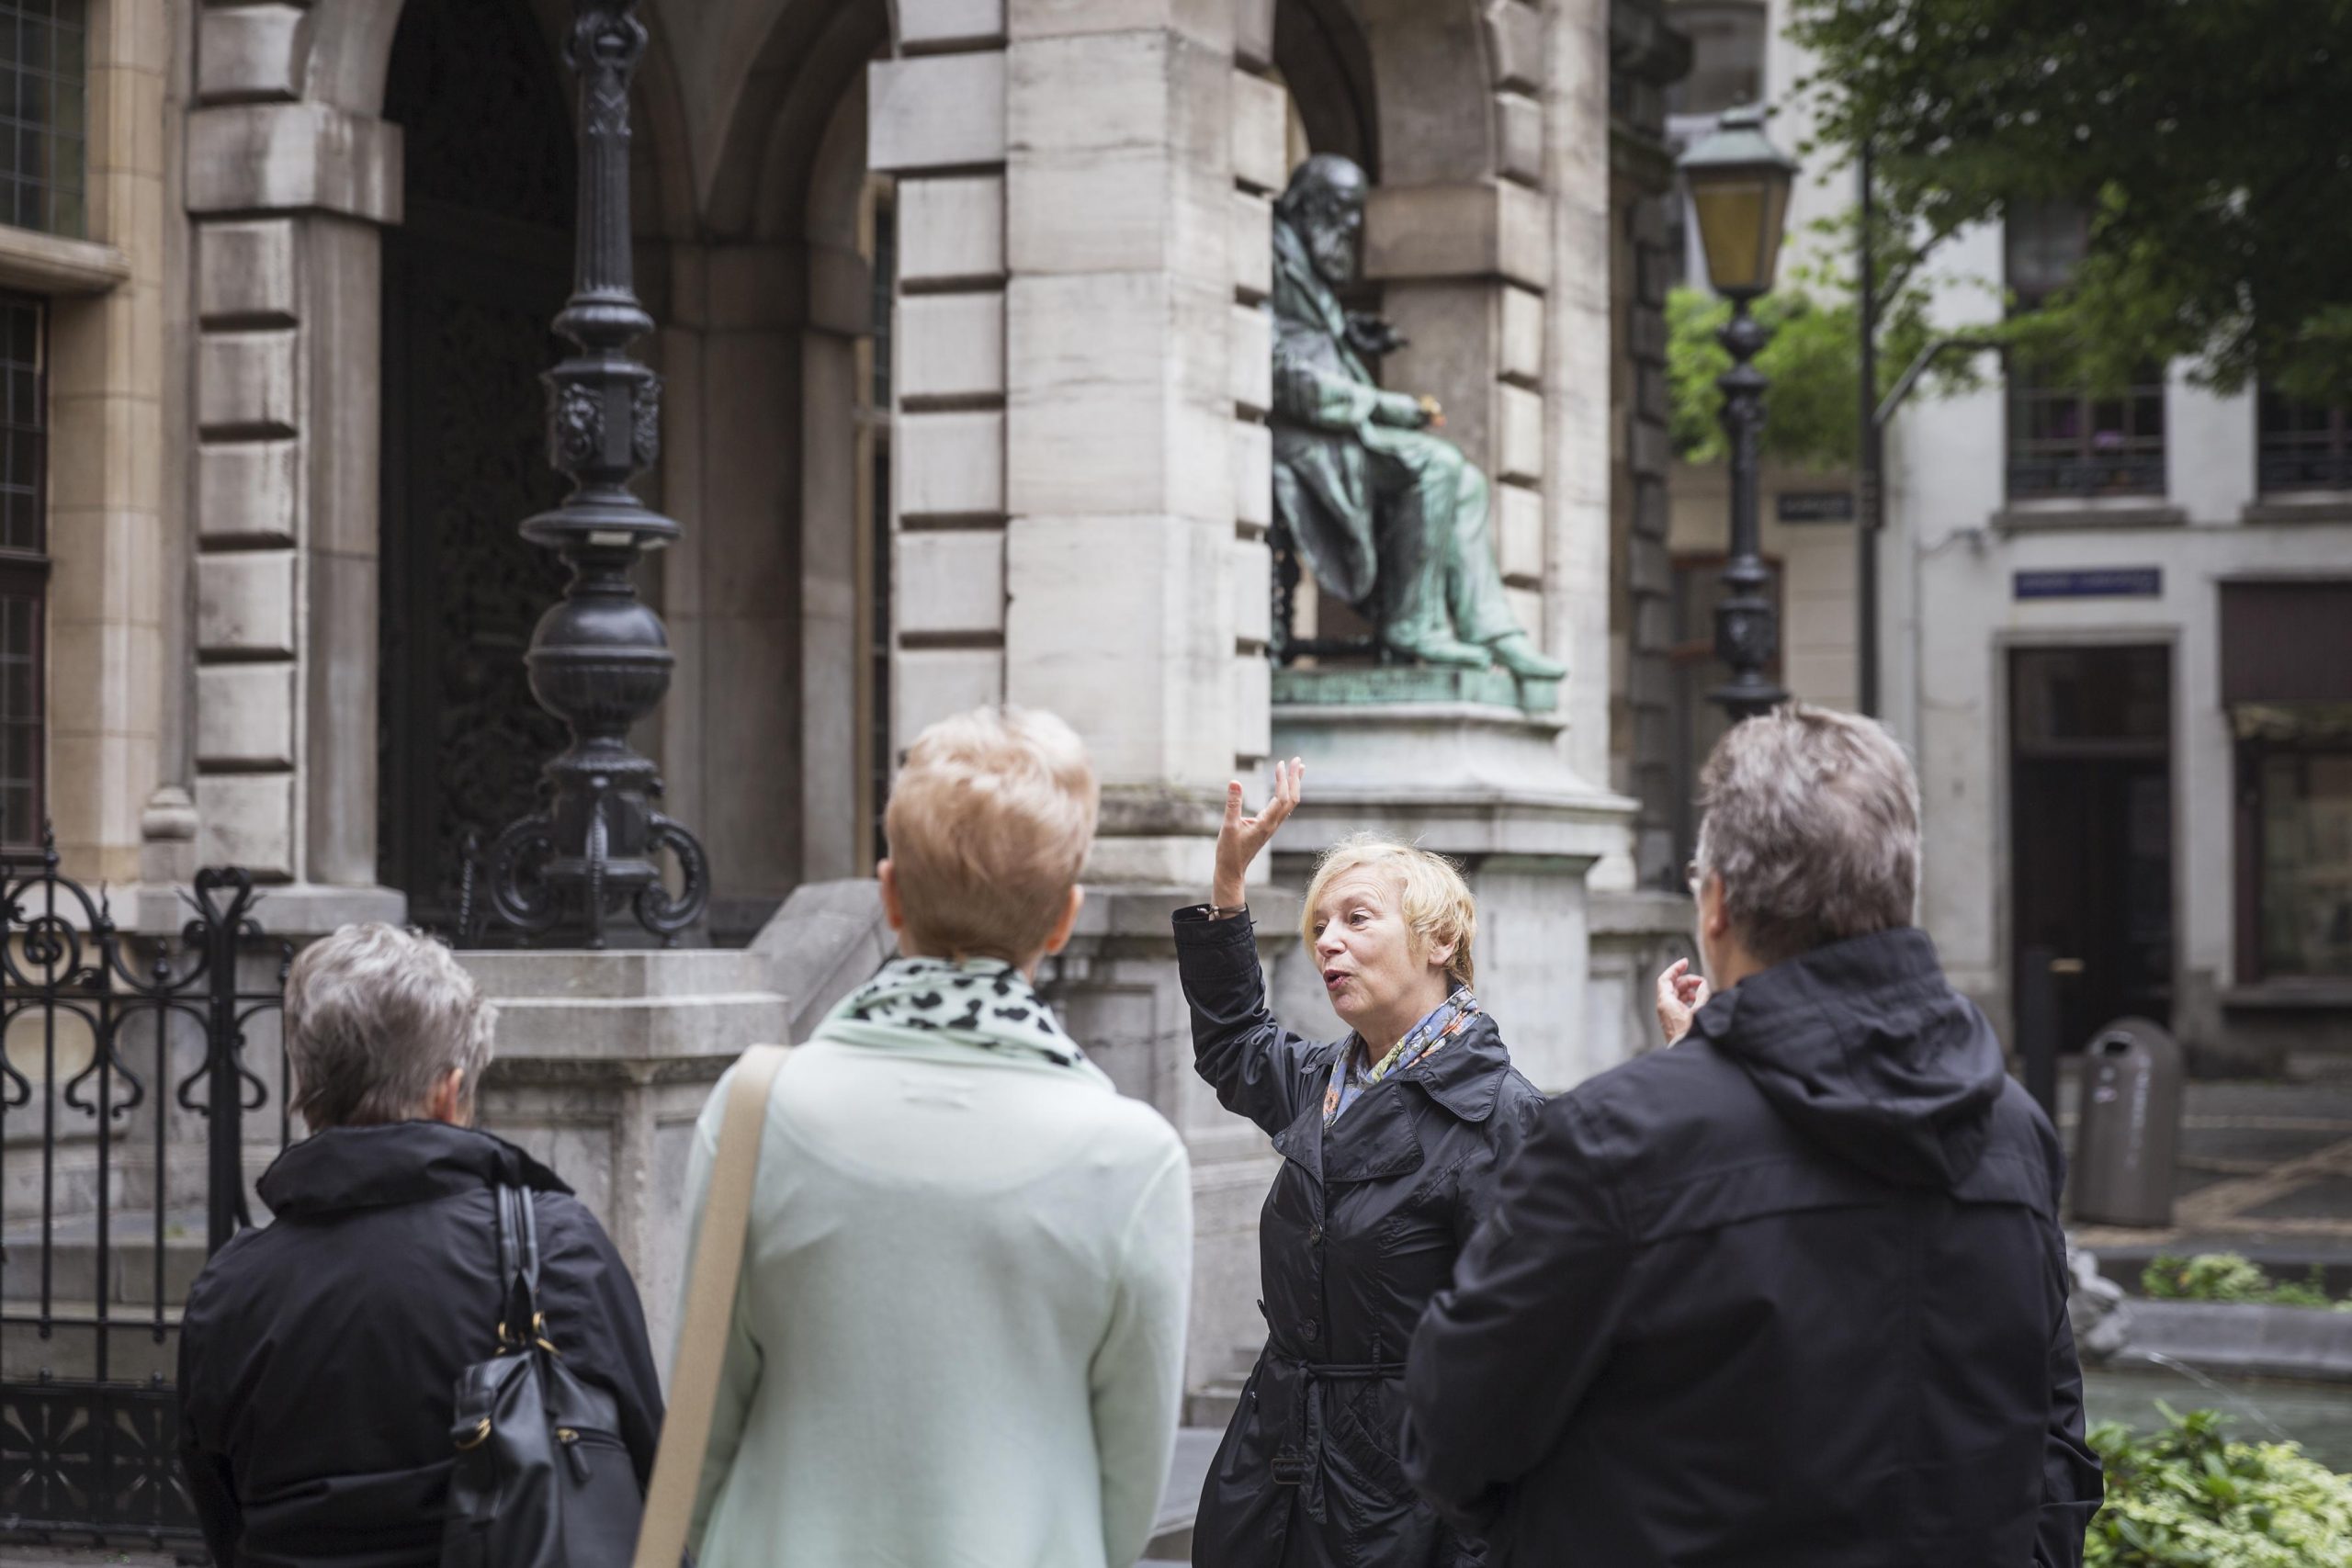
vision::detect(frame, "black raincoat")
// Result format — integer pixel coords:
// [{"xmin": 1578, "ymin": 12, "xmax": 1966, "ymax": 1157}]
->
[
  {"xmin": 1175, "ymin": 907, "xmax": 1544, "ymax": 1568},
  {"xmin": 177, "ymin": 1122, "xmax": 663, "ymax": 1568},
  {"xmin": 1402, "ymin": 927, "xmax": 2105, "ymax": 1566}
]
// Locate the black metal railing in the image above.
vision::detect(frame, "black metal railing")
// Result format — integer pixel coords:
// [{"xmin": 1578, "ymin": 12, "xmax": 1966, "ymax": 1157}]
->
[
  {"xmin": 2258, "ymin": 447, "xmax": 2352, "ymax": 493},
  {"xmin": 2005, "ymin": 455, "xmax": 2166, "ymax": 500},
  {"xmin": 1268, "ymin": 525, "xmax": 1376, "ymax": 665},
  {"xmin": 0, "ymin": 831, "xmax": 288, "ymax": 1547}
]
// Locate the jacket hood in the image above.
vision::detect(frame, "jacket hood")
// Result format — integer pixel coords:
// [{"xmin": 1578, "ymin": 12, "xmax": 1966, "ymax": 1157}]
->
[
  {"xmin": 256, "ymin": 1121, "xmax": 571, "ymax": 1219},
  {"xmin": 1689, "ymin": 927, "xmax": 2008, "ymax": 1188}
]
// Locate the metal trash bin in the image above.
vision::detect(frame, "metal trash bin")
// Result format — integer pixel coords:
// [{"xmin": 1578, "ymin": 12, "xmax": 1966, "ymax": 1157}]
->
[{"xmin": 2069, "ymin": 1017, "xmax": 2185, "ymax": 1228}]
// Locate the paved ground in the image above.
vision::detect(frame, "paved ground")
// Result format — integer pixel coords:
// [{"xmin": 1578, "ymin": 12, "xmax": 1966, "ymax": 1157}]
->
[
  {"xmin": 0, "ymin": 1427, "xmax": 1227, "ymax": 1568},
  {"xmin": 2062, "ymin": 1073, "xmax": 2352, "ymax": 1287}
]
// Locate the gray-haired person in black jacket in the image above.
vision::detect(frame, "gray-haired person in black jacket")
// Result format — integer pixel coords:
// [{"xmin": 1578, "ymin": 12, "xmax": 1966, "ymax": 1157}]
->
[
  {"xmin": 1178, "ymin": 760, "xmax": 1544, "ymax": 1568},
  {"xmin": 1402, "ymin": 705, "xmax": 2103, "ymax": 1566},
  {"xmin": 177, "ymin": 923, "xmax": 662, "ymax": 1568}
]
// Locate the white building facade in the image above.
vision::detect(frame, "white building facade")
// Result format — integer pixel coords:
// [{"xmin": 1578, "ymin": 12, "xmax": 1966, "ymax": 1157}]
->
[{"xmin": 1666, "ymin": 0, "xmax": 2352, "ymax": 1071}]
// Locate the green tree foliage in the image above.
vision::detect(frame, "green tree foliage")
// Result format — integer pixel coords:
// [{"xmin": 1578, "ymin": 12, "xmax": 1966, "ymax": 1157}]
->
[
  {"xmin": 2088, "ymin": 1408, "xmax": 2352, "ymax": 1567},
  {"xmin": 1787, "ymin": 0, "xmax": 2352, "ymax": 403},
  {"xmin": 1667, "ymin": 263, "xmax": 1965, "ymax": 469}
]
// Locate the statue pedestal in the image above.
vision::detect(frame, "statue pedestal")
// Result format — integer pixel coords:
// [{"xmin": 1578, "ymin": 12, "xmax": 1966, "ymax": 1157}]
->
[
  {"xmin": 461, "ymin": 949, "xmax": 788, "ymax": 1369},
  {"xmin": 1268, "ymin": 681, "xmax": 1636, "ymax": 1089}
]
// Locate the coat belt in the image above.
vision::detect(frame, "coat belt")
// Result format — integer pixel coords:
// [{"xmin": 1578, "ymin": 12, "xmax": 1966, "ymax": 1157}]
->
[{"xmin": 1264, "ymin": 1345, "xmax": 1407, "ymax": 1506}]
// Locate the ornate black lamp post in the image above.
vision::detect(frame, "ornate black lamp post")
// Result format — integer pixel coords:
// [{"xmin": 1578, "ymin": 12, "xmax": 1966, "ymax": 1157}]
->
[
  {"xmin": 1680, "ymin": 105, "xmax": 1798, "ymax": 722},
  {"xmin": 480, "ymin": 0, "xmax": 707, "ymax": 948}
]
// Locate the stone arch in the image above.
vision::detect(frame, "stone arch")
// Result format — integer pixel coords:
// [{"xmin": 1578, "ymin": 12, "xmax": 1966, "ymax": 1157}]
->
[
  {"xmin": 181, "ymin": 0, "xmax": 697, "ymax": 920},
  {"xmin": 1356, "ymin": 0, "xmax": 1497, "ymax": 186},
  {"xmin": 661, "ymin": 0, "xmax": 889, "ymax": 909},
  {"xmin": 1273, "ymin": 0, "xmax": 1379, "ymax": 175},
  {"xmin": 704, "ymin": 0, "xmax": 888, "ymax": 244},
  {"xmin": 300, "ymin": 0, "xmax": 699, "ymax": 237}
]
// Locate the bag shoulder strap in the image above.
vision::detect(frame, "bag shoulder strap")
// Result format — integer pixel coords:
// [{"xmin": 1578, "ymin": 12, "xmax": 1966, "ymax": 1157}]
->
[
  {"xmin": 631, "ymin": 1043, "xmax": 790, "ymax": 1568},
  {"xmin": 492, "ymin": 1185, "xmax": 542, "ymax": 1348}
]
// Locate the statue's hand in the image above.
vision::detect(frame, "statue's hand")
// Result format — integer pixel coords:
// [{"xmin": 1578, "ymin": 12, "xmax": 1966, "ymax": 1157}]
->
[
  {"xmin": 1344, "ymin": 313, "xmax": 1409, "ymax": 358},
  {"xmin": 1213, "ymin": 759, "xmax": 1304, "ymax": 911}
]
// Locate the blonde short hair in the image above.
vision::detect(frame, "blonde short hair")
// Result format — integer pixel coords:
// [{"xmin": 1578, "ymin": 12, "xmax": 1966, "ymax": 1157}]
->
[
  {"xmin": 884, "ymin": 705, "xmax": 1101, "ymax": 963},
  {"xmin": 1301, "ymin": 835, "xmax": 1478, "ymax": 988},
  {"xmin": 286, "ymin": 923, "xmax": 497, "ymax": 1128}
]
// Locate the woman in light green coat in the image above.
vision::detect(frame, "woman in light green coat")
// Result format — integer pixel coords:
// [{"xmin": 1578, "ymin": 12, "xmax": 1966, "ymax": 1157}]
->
[{"xmin": 680, "ymin": 705, "xmax": 1193, "ymax": 1568}]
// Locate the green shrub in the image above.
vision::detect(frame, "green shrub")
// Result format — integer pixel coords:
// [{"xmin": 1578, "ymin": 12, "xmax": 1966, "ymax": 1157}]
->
[
  {"xmin": 2142, "ymin": 1252, "xmax": 2351, "ymax": 1310},
  {"xmin": 2086, "ymin": 1407, "xmax": 2352, "ymax": 1567}
]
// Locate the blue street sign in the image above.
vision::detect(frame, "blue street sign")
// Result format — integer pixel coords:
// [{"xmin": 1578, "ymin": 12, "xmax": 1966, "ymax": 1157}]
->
[{"xmin": 2013, "ymin": 568, "xmax": 2163, "ymax": 601}]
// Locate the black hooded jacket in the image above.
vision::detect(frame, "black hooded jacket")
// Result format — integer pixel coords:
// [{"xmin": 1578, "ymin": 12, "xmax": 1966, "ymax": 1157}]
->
[
  {"xmin": 1401, "ymin": 928, "xmax": 2103, "ymax": 1566},
  {"xmin": 177, "ymin": 1122, "xmax": 663, "ymax": 1568},
  {"xmin": 1176, "ymin": 907, "xmax": 1545, "ymax": 1568}
]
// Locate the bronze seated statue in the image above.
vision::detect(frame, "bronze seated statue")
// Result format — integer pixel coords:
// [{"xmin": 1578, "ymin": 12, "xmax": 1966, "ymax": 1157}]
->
[{"xmin": 1269, "ymin": 152, "xmax": 1565, "ymax": 682}]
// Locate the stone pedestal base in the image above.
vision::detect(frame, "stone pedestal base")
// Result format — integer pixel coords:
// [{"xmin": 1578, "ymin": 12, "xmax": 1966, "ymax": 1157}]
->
[
  {"xmin": 1269, "ymin": 697, "xmax": 1636, "ymax": 1089},
  {"xmin": 461, "ymin": 949, "xmax": 788, "ymax": 1366},
  {"xmin": 127, "ymin": 880, "xmax": 406, "ymax": 937},
  {"xmin": 1045, "ymin": 886, "xmax": 1301, "ymax": 1398},
  {"xmin": 1589, "ymin": 888, "xmax": 1699, "ymax": 1075}
]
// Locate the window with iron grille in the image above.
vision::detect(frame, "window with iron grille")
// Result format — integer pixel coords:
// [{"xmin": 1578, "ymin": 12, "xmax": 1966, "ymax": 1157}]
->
[
  {"xmin": 2256, "ymin": 391, "xmax": 2352, "ymax": 494},
  {"xmin": 0, "ymin": 1, "xmax": 88, "ymax": 239},
  {"xmin": 2004, "ymin": 201, "xmax": 2165, "ymax": 500},
  {"xmin": 0, "ymin": 293, "xmax": 44, "ymax": 851}
]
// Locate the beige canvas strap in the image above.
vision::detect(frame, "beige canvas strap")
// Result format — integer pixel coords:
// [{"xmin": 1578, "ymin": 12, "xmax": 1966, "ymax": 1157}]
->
[{"xmin": 632, "ymin": 1043, "xmax": 789, "ymax": 1568}]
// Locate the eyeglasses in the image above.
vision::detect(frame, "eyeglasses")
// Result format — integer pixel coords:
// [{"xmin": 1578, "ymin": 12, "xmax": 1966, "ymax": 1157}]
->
[{"xmin": 1685, "ymin": 860, "xmax": 1702, "ymax": 893}]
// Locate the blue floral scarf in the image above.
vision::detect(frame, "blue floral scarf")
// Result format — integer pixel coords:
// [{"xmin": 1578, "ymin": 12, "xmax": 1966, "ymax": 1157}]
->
[{"xmin": 1323, "ymin": 987, "xmax": 1482, "ymax": 1126}]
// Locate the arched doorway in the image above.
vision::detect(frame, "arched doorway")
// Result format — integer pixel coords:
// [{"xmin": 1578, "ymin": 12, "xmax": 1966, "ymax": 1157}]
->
[{"xmin": 376, "ymin": 0, "xmax": 576, "ymax": 928}]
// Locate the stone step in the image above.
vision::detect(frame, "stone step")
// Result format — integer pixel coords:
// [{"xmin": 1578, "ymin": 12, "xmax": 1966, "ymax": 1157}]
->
[
  {"xmin": 0, "ymin": 1209, "xmax": 209, "ymax": 1308},
  {"xmin": 460, "ymin": 949, "xmax": 789, "ymax": 1066},
  {"xmin": 1185, "ymin": 1383, "xmax": 1245, "ymax": 1432},
  {"xmin": 0, "ymin": 1308, "xmax": 183, "ymax": 1382},
  {"xmin": 462, "ymin": 948, "xmax": 774, "ymax": 1001}
]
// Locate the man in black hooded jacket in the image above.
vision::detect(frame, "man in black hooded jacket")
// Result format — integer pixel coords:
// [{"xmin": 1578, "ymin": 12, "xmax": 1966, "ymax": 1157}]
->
[
  {"xmin": 178, "ymin": 924, "xmax": 662, "ymax": 1568},
  {"xmin": 1401, "ymin": 705, "xmax": 2103, "ymax": 1566}
]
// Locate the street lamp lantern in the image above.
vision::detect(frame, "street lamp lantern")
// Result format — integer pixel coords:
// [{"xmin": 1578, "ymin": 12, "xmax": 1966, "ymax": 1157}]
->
[
  {"xmin": 1680, "ymin": 103, "xmax": 1796, "ymax": 721},
  {"xmin": 1680, "ymin": 104, "xmax": 1798, "ymax": 301}
]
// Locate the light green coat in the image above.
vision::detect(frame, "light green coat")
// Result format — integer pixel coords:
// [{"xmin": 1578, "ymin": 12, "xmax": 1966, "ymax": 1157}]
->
[{"xmin": 681, "ymin": 1028, "xmax": 1193, "ymax": 1567}]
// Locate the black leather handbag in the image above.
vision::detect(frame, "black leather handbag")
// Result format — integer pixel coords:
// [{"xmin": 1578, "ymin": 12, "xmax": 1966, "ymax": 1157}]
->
[{"xmin": 441, "ymin": 1186, "xmax": 645, "ymax": 1568}]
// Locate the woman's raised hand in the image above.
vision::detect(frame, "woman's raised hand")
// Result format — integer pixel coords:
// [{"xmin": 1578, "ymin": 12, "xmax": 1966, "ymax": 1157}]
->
[
  {"xmin": 1655, "ymin": 957, "xmax": 1711, "ymax": 1046},
  {"xmin": 1213, "ymin": 758, "xmax": 1305, "ymax": 911}
]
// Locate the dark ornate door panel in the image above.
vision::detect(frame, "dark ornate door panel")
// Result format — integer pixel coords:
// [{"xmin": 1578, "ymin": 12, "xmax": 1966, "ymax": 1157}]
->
[{"xmin": 378, "ymin": 0, "xmax": 577, "ymax": 931}]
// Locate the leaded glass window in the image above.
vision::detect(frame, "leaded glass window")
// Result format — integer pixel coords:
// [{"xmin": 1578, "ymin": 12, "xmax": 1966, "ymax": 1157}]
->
[
  {"xmin": 2004, "ymin": 200, "xmax": 2165, "ymax": 500},
  {"xmin": 0, "ymin": 294, "xmax": 42, "ymax": 850},
  {"xmin": 2257, "ymin": 392, "xmax": 2352, "ymax": 493},
  {"xmin": 0, "ymin": 1, "xmax": 86, "ymax": 239}
]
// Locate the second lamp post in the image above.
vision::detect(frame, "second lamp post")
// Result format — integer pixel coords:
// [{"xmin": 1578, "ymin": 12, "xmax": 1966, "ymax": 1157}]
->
[{"xmin": 1680, "ymin": 104, "xmax": 1797, "ymax": 722}]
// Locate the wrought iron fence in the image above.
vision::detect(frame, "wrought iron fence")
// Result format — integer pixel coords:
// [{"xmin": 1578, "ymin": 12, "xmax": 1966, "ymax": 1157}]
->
[
  {"xmin": 1268, "ymin": 525, "xmax": 1377, "ymax": 665},
  {"xmin": 0, "ymin": 833, "xmax": 288, "ymax": 1548}
]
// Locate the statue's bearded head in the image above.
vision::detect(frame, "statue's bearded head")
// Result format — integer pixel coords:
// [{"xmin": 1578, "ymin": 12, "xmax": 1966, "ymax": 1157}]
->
[{"xmin": 1276, "ymin": 153, "xmax": 1369, "ymax": 289}]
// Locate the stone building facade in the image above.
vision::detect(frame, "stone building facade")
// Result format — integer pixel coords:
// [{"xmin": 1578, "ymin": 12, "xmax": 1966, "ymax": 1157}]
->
[{"xmin": 14, "ymin": 0, "xmax": 1693, "ymax": 1387}]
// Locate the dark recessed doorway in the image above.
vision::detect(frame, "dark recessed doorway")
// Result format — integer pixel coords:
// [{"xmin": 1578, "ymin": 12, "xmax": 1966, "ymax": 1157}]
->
[{"xmin": 2009, "ymin": 644, "xmax": 2176, "ymax": 1054}]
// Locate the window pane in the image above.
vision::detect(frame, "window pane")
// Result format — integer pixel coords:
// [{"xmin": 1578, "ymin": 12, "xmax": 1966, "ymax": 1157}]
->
[
  {"xmin": 2258, "ymin": 389, "xmax": 2352, "ymax": 492},
  {"xmin": 0, "ymin": 0, "xmax": 85, "ymax": 240},
  {"xmin": 2261, "ymin": 752, "xmax": 2352, "ymax": 978},
  {"xmin": 2007, "ymin": 200, "xmax": 2089, "ymax": 301},
  {"xmin": 0, "ymin": 580, "xmax": 38, "ymax": 850}
]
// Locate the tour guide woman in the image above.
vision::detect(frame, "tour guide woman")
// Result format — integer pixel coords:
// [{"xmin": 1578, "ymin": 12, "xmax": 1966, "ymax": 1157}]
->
[{"xmin": 1174, "ymin": 759, "xmax": 1544, "ymax": 1566}]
